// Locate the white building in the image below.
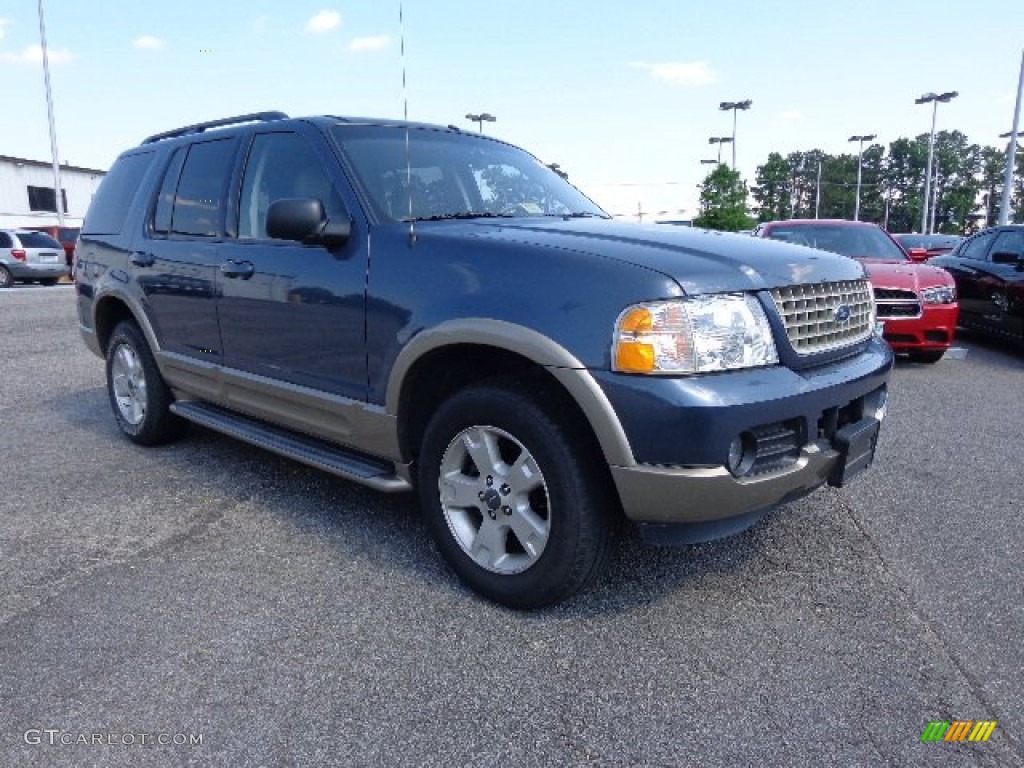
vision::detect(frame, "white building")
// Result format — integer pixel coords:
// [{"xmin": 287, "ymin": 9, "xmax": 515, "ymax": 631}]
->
[{"xmin": 0, "ymin": 154, "xmax": 106, "ymax": 229}]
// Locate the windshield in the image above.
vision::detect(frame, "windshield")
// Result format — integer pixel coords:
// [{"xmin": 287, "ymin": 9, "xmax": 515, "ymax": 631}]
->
[
  {"xmin": 331, "ymin": 125, "xmax": 607, "ymax": 223},
  {"xmin": 893, "ymin": 234, "xmax": 960, "ymax": 250},
  {"xmin": 765, "ymin": 223, "xmax": 907, "ymax": 261}
]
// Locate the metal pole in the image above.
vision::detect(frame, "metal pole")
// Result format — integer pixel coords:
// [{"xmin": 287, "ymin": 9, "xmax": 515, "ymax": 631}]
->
[
  {"xmin": 921, "ymin": 100, "xmax": 938, "ymax": 234},
  {"xmin": 815, "ymin": 160, "xmax": 822, "ymax": 219},
  {"xmin": 854, "ymin": 139, "xmax": 865, "ymax": 221},
  {"xmin": 37, "ymin": 0, "xmax": 64, "ymax": 227},
  {"xmin": 731, "ymin": 108, "xmax": 738, "ymax": 169},
  {"xmin": 999, "ymin": 49, "xmax": 1024, "ymax": 225}
]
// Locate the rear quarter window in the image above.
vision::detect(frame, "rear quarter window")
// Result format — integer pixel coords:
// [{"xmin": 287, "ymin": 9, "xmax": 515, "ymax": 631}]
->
[{"xmin": 82, "ymin": 152, "xmax": 155, "ymax": 235}]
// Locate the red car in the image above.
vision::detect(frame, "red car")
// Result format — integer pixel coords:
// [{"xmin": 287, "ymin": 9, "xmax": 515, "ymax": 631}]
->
[{"xmin": 753, "ymin": 220, "xmax": 958, "ymax": 363}]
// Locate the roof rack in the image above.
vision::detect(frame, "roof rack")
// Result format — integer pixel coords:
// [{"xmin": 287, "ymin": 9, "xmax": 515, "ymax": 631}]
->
[{"xmin": 142, "ymin": 111, "xmax": 289, "ymax": 144}]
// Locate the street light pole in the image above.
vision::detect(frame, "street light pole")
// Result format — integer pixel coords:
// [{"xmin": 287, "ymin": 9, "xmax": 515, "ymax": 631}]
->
[
  {"xmin": 998, "ymin": 49, "xmax": 1023, "ymax": 226},
  {"xmin": 915, "ymin": 91, "xmax": 958, "ymax": 234},
  {"xmin": 719, "ymin": 100, "xmax": 752, "ymax": 169},
  {"xmin": 848, "ymin": 134, "xmax": 876, "ymax": 221},
  {"xmin": 37, "ymin": 0, "xmax": 64, "ymax": 227},
  {"xmin": 708, "ymin": 136, "xmax": 732, "ymax": 165},
  {"xmin": 465, "ymin": 112, "xmax": 496, "ymax": 133}
]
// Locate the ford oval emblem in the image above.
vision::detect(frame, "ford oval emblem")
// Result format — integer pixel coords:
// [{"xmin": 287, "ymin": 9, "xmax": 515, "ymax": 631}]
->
[{"xmin": 834, "ymin": 304, "xmax": 852, "ymax": 323}]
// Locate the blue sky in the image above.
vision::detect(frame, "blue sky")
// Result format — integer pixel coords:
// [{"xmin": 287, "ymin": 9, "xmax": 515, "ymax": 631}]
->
[{"xmin": 1, "ymin": 0, "xmax": 1020, "ymax": 219}]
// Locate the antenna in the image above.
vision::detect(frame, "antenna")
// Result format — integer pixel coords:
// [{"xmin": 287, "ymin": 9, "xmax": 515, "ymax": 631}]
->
[{"xmin": 399, "ymin": 0, "xmax": 416, "ymax": 245}]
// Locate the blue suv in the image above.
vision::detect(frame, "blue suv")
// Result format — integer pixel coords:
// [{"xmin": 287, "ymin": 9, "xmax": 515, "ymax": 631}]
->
[{"xmin": 76, "ymin": 112, "xmax": 892, "ymax": 608}]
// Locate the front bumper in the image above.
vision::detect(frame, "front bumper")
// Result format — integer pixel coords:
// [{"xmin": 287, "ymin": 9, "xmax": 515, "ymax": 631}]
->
[
  {"xmin": 880, "ymin": 304, "xmax": 959, "ymax": 351},
  {"xmin": 592, "ymin": 337, "xmax": 892, "ymax": 535}
]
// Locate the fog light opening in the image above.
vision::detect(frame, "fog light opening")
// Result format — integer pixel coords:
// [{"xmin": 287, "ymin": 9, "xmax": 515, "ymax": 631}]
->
[{"xmin": 726, "ymin": 432, "xmax": 757, "ymax": 477}]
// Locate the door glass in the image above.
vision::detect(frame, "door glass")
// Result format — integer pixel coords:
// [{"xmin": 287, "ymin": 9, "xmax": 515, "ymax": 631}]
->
[
  {"xmin": 170, "ymin": 139, "xmax": 237, "ymax": 237},
  {"xmin": 961, "ymin": 232, "xmax": 995, "ymax": 261},
  {"xmin": 238, "ymin": 132, "xmax": 345, "ymax": 239}
]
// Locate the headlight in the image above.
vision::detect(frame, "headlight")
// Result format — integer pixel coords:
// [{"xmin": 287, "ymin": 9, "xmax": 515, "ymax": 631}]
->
[
  {"xmin": 920, "ymin": 285, "xmax": 956, "ymax": 304},
  {"xmin": 613, "ymin": 294, "xmax": 779, "ymax": 374}
]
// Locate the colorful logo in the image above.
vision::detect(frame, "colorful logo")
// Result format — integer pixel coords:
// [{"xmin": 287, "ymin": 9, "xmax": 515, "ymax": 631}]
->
[{"xmin": 920, "ymin": 720, "xmax": 997, "ymax": 742}]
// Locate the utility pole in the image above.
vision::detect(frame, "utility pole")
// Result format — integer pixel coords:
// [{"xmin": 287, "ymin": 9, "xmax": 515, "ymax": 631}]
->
[
  {"xmin": 999, "ymin": 50, "xmax": 1023, "ymax": 225},
  {"xmin": 38, "ymin": 0, "xmax": 65, "ymax": 227}
]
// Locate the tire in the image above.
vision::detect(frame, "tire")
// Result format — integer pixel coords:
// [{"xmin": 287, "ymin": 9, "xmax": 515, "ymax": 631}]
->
[
  {"xmin": 0, "ymin": 266, "xmax": 13, "ymax": 288},
  {"xmin": 105, "ymin": 321, "xmax": 188, "ymax": 446},
  {"xmin": 908, "ymin": 350, "xmax": 944, "ymax": 364},
  {"xmin": 418, "ymin": 382, "xmax": 617, "ymax": 609}
]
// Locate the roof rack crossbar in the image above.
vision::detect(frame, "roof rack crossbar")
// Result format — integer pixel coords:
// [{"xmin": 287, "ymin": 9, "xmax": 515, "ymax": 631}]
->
[{"xmin": 142, "ymin": 111, "xmax": 289, "ymax": 144}]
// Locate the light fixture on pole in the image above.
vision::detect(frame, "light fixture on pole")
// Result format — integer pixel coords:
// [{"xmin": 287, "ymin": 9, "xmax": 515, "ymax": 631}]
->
[
  {"xmin": 700, "ymin": 159, "xmax": 719, "ymax": 165},
  {"xmin": 37, "ymin": 0, "xmax": 64, "ymax": 227},
  {"xmin": 915, "ymin": 91, "xmax": 958, "ymax": 233},
  {"xmin": 848, "ymin": 134, "xmax": 877, "ymax": 221},
  {"xmin": 465, "ymin": 112, "xmax": 496, "ymax": 133},
  {"xmin": 708, "ymin": 136, "xmax": 733, "ymax": 165},
  {"xmin": 718, "ymin": 99, "xmax": 752, "ymax": 169},
  {"xmin": 998, "ymin": 49, "xmax": 1024, "ymax": 226}
]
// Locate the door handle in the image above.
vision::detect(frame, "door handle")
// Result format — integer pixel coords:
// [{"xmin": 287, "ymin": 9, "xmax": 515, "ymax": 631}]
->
[
  {"xmin": 130, "ymin": 251, "xmax": 155, "ymax": 267},
  {"xmin": 220, "ymin": 260, "xmax": 255, "ymax": 279}
]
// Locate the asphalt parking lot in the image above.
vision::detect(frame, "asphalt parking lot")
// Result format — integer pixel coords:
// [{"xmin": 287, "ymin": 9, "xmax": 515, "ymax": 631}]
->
[{"xmin": 1, "ymin": 285, "xmax": 1021, "ymax": 767}]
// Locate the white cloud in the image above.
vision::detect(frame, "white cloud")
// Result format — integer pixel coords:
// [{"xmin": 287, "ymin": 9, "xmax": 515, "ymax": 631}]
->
[
  {"xmin": 0, "ymin": 44, "xmax": 72, "ymax": 65},
  {"xmin": 250, "ymin": 15, "xmax": 271, "ymax": 36},
  {"xmin": 348, "ymin": 34, "xmax": 389, "ymax": 52},
  {"xmin": 133, "ymin": 36, "xmax": 164, "ymax": 51},
  {"xmin": 0, "ymin": 18, "xmax": 13, "ymax": 41},
  {"xmin": 629, "ymin": 60, "xmax": 718, "ymax": 86},
  {"xmin": 306, "ymin": 9, "xmax": 341, "ymax": 33}
]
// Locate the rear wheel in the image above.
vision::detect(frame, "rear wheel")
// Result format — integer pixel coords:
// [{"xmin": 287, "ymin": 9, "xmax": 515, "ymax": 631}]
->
[
  {"xmin": 0, "ymin": 266, "xmax": 13, "ymax": 288},
  {"xmin": 105, "ymin": 321, "xmax": 188, "ymax": 445},
  {"xmin": 908, "ymin": 349, "xmax": 944, "ymax": 364},
  {"xmin": 418, "ymin": 383, "xmax": 617, "ymax": 609}
]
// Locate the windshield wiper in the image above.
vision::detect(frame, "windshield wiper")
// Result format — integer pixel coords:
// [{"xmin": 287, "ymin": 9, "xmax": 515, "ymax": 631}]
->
[
  {"xmin": 407, "ymin": 211, "xmax": 514, "ymax": 222},
  {"xmin": 556, "ymin": 211, "xmax": 609, "ymax": 219}
]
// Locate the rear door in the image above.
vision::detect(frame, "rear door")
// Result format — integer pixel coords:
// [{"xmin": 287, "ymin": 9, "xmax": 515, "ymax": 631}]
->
[{"xmin": 139, "ymin": 139, "xmax": 237, "ymax": 365}]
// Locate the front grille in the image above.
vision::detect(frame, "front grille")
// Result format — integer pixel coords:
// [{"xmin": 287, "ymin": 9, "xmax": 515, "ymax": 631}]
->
[
  {"xmin": 877, "ymin": 302, "xmax": 922, "ymax": 318},
  {"xmin": 770, "ymin": 280, "xmax": 874, "ymax": 355},
  {"xmin": 873, "ymin": 287, "xmax": 916, "ymax": 300}
]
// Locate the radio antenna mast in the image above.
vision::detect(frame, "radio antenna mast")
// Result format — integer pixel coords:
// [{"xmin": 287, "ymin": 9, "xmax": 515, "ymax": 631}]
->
[{"xmin": 399, "ymin": 1, "xmax": 416, "ymax": 245}]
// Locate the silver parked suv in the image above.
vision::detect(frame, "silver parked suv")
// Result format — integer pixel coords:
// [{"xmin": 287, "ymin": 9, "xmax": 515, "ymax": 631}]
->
[{"xmin": 0, "ymin": 229, "xmax": 70, "ymax": 287}]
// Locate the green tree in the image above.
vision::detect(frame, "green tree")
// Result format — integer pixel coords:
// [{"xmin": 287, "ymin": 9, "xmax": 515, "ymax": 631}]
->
[
  {"xmin": 693, "ymin": 165, "xmax": 754, "ymax": 231},
  {"xmin": 752, "ymin": 152, "xmax": 792, "ymax": 222}
]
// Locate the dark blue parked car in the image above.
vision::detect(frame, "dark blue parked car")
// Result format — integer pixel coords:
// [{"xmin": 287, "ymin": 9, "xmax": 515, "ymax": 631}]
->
[{"xmin": 76, "ymin": 112, "xmax": 892, "ymax": 607}]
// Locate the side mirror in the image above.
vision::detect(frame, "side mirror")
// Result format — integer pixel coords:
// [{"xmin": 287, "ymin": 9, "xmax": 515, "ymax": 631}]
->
[
  {"xmin": 267, "ymin": 198, "xmax": 352, "ymax": 247},
  {"xmin": 991, "ymin": 250, "xmax": 1022, "ymax": 266},
  {"xmin": 905, "ymin": 247, "xmax": 929, "ymax": 263}
]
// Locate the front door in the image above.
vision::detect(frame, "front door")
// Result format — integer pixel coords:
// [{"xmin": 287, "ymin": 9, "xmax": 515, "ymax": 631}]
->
[{"xmin": 216, "ymin": 129, "xmax": 368, "ymax": 434}]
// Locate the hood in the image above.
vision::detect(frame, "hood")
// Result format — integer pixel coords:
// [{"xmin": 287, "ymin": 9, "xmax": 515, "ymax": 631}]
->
[
  {"xmin": 860, "ymin": 260, "xmax": 954, "ymax": 290},
  {"xmin": 418, "ymin": 218, "xmax": 867, "ymax": 294}
]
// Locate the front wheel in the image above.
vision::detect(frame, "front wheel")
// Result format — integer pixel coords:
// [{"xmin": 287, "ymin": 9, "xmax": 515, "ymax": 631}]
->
[
  {"xmin": 105, "ymin": 321, "xmax": 188, "ymax": 445},
  {"xmin": 418, "ymin": 383, "xmax": 617, "ymax": 609}
]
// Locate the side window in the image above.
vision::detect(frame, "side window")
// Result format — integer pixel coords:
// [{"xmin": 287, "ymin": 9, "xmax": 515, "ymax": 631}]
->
[
  {"xmin": 151, "ymin": 148, "xmax": 187, "ymax": 235},
  {"xmin": 0, "ymin": 232, "xmax": 12, "ymax": 248},
  {"xmin": 960, "ymin": 232, "xmax": 995, "ymax": 261},
  {"xmin": 81, "ymin": 152, "xmax": 155, "ymax": 235},
  {"xmin": 990, "ymin": 230, "xmax": 1024, "ymax": 258},
  {"xmin": 170, "ymin": 139, "xmax": 237, "ymax": 237},
  {"xmin": 238, "ymin": 132, "xmax": 345, "ymax": 239}
]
